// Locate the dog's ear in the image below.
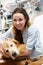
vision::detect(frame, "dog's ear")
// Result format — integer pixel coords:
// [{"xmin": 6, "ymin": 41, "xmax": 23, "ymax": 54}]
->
[
  {"xmin": 12, "ymin": 39, "xmax": 20, "ymax": 45},
  {"xmin": 12, "ymin": 39, "xmax": 20, "ymax": 47},
  {"xmin": 6, "ymin": 38, "xmax": 20, "ymax": 45}
]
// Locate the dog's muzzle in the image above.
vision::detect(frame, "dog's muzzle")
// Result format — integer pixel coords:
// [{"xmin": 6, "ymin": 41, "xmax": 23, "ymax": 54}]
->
[{"xmin": 12, "ymin": 52, "xmax": 17, "ymax": 57}]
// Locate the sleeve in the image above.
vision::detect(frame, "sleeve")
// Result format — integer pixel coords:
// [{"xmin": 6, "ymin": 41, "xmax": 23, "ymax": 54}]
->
[
  {"xmin": 0, "ymin": 28, "xmax": 12, "ymax": 41},
  {"xmin": 26, "ymin": 28, "xmax": 39, "ymax": 50}
]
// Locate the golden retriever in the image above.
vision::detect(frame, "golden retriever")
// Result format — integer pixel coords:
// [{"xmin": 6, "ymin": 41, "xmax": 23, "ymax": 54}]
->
[{"xmin": 0, "ymin": 39, "xmax": 43, "ymax": 65}]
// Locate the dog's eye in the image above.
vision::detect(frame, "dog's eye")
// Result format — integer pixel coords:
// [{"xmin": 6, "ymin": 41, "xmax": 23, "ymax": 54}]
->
[
  {"xmin": 10, "ymin": 44, "xmax": 13, "ymax": 47},
  {"xmin": 6, "ymin": 50, "xmax": 9, "ymax": 52}
]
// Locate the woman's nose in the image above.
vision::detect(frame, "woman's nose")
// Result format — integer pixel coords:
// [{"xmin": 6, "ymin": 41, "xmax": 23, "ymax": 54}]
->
[{"xmin": 16, "ymin": 21, "xmax": 20, "ymax": 24}]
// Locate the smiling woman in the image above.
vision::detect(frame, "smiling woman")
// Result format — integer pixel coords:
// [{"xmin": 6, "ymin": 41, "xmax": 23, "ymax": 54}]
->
[{"xmin": 12, "ymin": 13, "xmax": 26, "ymax": 31}]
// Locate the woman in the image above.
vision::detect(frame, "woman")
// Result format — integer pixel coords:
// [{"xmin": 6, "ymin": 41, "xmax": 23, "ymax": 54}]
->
[{"xmin": 0, "ymin": 7, "xmax": 43, "ymax": 60}]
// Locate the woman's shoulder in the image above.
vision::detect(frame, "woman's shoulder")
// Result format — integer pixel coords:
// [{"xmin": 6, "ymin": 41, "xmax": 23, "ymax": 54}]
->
[{"xmin": 28, "ymin": 25, "xmax": 39, "ymax": 34}]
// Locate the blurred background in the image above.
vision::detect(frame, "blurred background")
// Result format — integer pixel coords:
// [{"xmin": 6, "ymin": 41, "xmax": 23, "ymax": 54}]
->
[{"xmin": 0, "ymin": 0, "xmax": 43, "ymax": 34}]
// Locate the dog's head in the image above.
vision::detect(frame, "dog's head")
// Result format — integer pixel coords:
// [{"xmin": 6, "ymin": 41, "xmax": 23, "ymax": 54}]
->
[{"xmin": 2, "ymin": 39, "xmax": 20, "ymax": 59}]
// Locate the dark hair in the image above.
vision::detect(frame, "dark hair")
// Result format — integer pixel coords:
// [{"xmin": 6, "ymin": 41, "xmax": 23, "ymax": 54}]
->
[{"xmin": 12, "ymin": 7, "xmax": 31, "ymax": 43}]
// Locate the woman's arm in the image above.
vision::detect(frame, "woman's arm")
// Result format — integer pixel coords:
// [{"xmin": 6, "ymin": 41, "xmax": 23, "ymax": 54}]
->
[
  {"xmin": 0, "ymin": 28, "xmax": 13, "ymax": 58},
  {"xmin": 0, "ymin": 27, "xmax": 13, "ymax": 41}
]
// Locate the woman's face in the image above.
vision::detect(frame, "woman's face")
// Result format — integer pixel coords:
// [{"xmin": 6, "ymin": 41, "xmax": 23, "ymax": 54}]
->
[{"xmin": 12, "ymin": 13, "xmax": 26, "ymax": 31}]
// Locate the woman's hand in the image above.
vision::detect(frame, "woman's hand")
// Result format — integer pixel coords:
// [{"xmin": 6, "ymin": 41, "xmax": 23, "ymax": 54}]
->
[
  {"xmin": 6, "ymin": 38, "xmax": 13, "ymax": 41},
  {"xmin": 0, "ymin": 38, "xmax": 13, "ymax": 59},
  {"xmin": 0, "ymin": 41, "xmax": 10, "ymax": 58}
]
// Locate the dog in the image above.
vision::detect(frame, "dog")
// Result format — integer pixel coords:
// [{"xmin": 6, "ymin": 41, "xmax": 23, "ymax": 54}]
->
[
  {"xmin": 0, "ymin": 39, "xmax": 43, "ymax": 65},
  {"xmin": 0, "ymin": 39, "xmax": 30, "ymax": 65},
  {"xmin": 2, "ymin": 39, "xmax": 27, "ymax": 59}
]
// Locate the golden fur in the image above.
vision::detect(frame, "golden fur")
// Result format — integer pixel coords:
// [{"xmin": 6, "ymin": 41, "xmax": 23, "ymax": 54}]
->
[{"xmin": 0, "ymin": 39, "xmax": 43, "ymax": 65}]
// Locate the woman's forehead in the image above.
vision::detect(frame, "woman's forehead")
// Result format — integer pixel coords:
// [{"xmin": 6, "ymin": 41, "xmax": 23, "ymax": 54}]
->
[{"xmin": 13, "ymin": 13, "xmax": 24, "ymax": 18}]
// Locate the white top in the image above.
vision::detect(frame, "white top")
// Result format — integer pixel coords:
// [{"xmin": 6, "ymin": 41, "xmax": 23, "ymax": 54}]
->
[{"xmin": 0, "ymin": 25, "xmax": 43, "ymax": 59}]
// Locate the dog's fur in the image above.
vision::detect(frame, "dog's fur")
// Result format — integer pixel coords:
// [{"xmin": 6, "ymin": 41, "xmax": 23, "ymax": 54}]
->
[
  {"xmin": 2, "ymin": 39, "xmax": 27, "ymax": 59},
  {"xmin": 0, "ymin": 39, "xmax": 43, "ymax": 65}
]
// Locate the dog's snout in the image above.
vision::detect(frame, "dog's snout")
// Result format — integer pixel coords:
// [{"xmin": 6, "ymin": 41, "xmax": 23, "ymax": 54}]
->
[{"xmin": 12, "ymin": 52, "xmax": 17, "ymax": 57}]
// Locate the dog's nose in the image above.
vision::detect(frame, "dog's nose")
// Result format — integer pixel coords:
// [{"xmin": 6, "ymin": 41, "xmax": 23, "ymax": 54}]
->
[{"xmin": 12, "ymin": 52, "xmax": 17, "ymax": 57}]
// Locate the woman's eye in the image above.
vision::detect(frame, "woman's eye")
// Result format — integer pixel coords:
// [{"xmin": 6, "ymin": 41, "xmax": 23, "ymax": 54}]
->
[
  {"xmin": 10, "ymin": 44, "xmax": 13, "ymax": 47},
  {"xmin": 19, "ymin": 18, "xmax": 22, "ymax": 21},
  {"xmin": 13, "ymin": 19, "xmax": 17, "ymax": 21}
]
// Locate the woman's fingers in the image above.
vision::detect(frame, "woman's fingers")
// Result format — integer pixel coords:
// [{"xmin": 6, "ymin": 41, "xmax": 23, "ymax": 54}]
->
[
  {"xmin": 0, "ymin": 48, "xmax": 10, "ymax": 58},
  {"xmin": 6, "ymin": 38, "xmax": 12, "ymax": 40},
  {"xmin": 0, "ymin": 41, "xmax": 10, "ymax": 58},
  {"xmin": 2, "ymin": 49, "xmax": 10, "ymax": 58}
]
